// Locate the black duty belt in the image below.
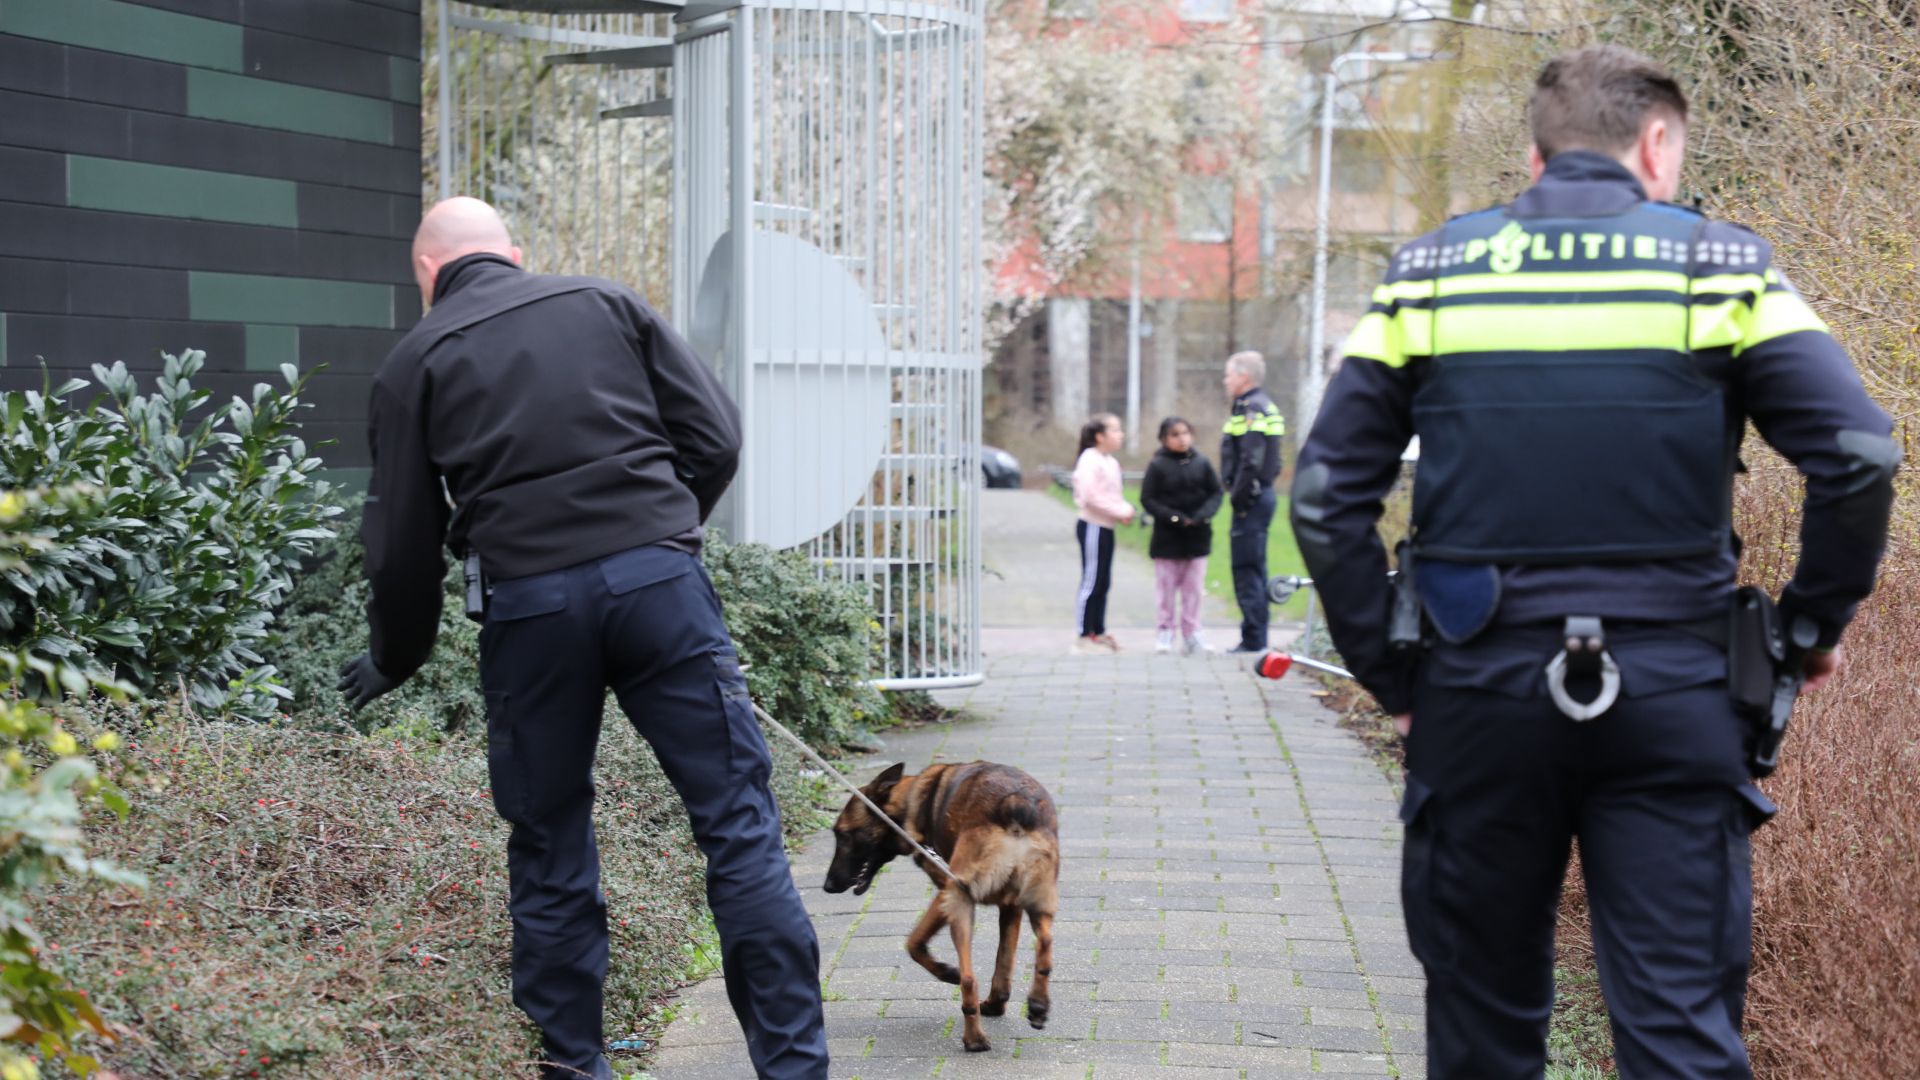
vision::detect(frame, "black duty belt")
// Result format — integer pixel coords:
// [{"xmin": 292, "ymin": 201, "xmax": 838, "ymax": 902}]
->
[{"xmin": 1542, "ymin": 613, "xmax": 1727, "ymax": 722}]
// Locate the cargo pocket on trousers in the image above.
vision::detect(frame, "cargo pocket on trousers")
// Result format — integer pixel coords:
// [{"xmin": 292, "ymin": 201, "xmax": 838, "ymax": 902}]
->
[
  {"xmin": 1398, "ymin": 774, "xmax": 1449, "ymax": 968},
  {"xmin": 713, "ymin": 648, "xmax": 773, "ymax": 782},
  {"xmin": 484, "ymin": 691, "xmax": 533, "ymax": 824}
]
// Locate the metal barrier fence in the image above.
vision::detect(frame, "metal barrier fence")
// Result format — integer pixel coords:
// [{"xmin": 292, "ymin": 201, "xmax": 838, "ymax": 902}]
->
[{"xmin": 434, "ymin": 0, "xmax": 984, "ymax": 689}]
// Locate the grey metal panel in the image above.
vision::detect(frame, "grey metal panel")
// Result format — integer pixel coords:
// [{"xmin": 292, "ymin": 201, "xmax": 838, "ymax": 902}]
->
[
  {"xmin": 64, "ymin": 46, "xmax": 189, "ymax": 113},
  {"xmin": 444, "ymin": 0, "xmax": 983, "ymax": 685},
  {"xmin": 0, "ymin": 35, "xmax": 66, "ymax": 97},
  {"xmin": 0, "ymin": 88, "xmax": 133, "ymax": 158},
  {"xmin": 0, "ymin": 203, "xmax": 414, "ymax": 286},
  {"xmin": 240, "ymin": 0, "xmax": 422, "ymax": 58},
  {"xmin": 242, "ymin": 26, "xmax": 396, "ymax": 100},
  {"xmin": 2, "ymin": 314, "xmax": 247, "ymax": 372},
  {"xmin": 0, "ymin": 257, "xmax": 72, "ymax": 316},
  {"xmin": 0, "ymin": 146, "xmax": 66, "ymax": 205},
  {"xmin": 128, "ymin": 110, "xmax": 420, "ymax": 193}
]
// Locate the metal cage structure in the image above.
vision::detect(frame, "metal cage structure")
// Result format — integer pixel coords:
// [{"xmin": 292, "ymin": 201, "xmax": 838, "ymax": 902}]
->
[{"xmin": 433, "ymin": 0, "xmax": 984, "ymax": 689}]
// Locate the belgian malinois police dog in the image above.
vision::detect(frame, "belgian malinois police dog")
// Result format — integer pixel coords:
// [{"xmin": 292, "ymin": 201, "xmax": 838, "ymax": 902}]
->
[{"xmin": 823, "ymin": 760, "xmax": 1060, "ymax": 1052}]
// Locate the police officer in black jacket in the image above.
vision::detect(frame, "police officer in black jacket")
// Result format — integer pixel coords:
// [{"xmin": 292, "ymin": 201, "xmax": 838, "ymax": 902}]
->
[
  {"xmin": 335, "ymin": 198, "xmax": 828, "ymax": 1080},
  {"xmin": 1289, "ymin": 48, "xmax": 1898, "ymax": 1079}
]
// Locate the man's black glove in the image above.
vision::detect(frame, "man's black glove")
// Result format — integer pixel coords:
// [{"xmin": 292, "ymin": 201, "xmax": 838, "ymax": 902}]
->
[{"xmin": 337, "ymin": 653, "xmax": 403, "ymax": 711}]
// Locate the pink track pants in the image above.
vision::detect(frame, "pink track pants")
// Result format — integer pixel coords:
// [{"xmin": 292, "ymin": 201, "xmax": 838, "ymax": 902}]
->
[{"xmin": 1153, "ymin": 557, "xmax": 1206, "ymax": 637}]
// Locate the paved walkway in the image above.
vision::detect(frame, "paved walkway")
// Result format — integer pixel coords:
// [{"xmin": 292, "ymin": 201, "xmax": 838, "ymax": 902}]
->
[{"xmin": 650, "ymin": 492, "xmax": 1424, "ymax": 1079}]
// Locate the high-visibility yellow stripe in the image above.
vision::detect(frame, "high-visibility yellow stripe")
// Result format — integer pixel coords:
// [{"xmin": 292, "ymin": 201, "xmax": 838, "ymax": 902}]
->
[
  {"xmin": 1430, "ymin": 303, "xmax": 1687, "ymax": 353},
  {"xmin": 1397, "ymin": 307, "xmax": 1434, "ymax": 355},
  {"xmin": 1375, "ymin": 280, "xmax": 1438, "ymax": 304},
  {"xmin": 1689, "ymin": 298, "xmax": 1749, "ymax": 350},
  {"xmin": 1222, "ymin": 416, "xmax": 1251, "ymax": 435},
  {"xmin": 1342, "ymin": 309, "xmax": 1404, "ymax": 368},
  {"xmin": 1367, "ymin": 265, "xmax": 1800, "ymax": 357},
  {"xmin": 1692, "ymin": 272, "xmax": 1768, "ymax": 297},
  {"xmin": 1741, "ymin": 290, "xmax": 1829, "ymax": 352}
]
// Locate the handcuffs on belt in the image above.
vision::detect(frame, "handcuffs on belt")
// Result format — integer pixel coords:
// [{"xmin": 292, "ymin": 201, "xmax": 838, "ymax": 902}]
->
[{"xmin": 1544, "ymin": 615, "xmax": 1621, "ymax": 721}]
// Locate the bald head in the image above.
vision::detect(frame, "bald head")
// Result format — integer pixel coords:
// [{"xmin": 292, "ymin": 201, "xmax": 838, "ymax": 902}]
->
[{"xmin": 412, "ymin": 197, "xmax": 521, "ymax": 305}]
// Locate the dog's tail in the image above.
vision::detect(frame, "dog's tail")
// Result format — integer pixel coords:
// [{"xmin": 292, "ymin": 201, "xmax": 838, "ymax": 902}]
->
[{"xmin": 994, "ymin": 793, "xmax": 1042, "ymax": 835}]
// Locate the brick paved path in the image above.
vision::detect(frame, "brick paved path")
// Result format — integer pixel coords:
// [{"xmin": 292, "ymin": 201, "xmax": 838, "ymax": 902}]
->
[{"xmin": 649, "ymin": 493, "xmax": 1424, "ymax": 1079}]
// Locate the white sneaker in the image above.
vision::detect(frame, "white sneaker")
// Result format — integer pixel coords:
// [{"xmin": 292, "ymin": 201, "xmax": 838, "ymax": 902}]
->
[
  {"xmin": 1155, "ymin": 630, "xmax": 1174, "ymax": 654},
  {"xmin": 1071, "ymin": 635, "xmax": 1104, "ymax": 655},
  {"xmin": 1183, "ymin": 634, "xmax": 1210, "ymax": 656}
]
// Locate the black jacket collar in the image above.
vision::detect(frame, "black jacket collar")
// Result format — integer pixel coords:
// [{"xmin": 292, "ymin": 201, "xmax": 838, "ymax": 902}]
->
[
  {"xmin": 1512, "ymin": 150, "xmax": 1651, "ymax": 218},
  {"xmin": 433, "ymin": 252, "xmax": 522, "ymax": 304}
]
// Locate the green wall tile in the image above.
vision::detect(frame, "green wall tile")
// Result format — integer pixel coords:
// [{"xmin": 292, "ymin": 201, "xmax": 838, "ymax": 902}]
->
[
  {"xmin": 68, "ymin": 155, "xmax": 298, "ymax": 228},
  {"xmin": 187, "ymin": 69, "xmax": 393, "ymax": 146},
  {"xmin": 389, "ymin": 56, "xmax": 421, "ymax": 105},
  {"xmin": 0, "ymin": 0, "xmax": 242, "ymax": 72},
  {"xmin": 244, "ymin": 324, "xmax": 300, "ymax": 372},
  {"xmin": 190, "ymin": 273, "xmax": 391, "ymax": 329}
]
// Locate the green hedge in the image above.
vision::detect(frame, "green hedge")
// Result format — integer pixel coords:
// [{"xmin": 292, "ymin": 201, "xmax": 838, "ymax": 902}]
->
[
  {"xmin": 0, "ymin": 353, "xmax": 338, "ymax": 715},
  {"xmin": 271, "ymin": 514, "xmax": 893, "ymax": 753}
]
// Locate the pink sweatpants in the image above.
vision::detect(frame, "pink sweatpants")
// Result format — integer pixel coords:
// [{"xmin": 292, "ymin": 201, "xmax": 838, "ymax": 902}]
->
[{"xmin": 1153, "ymin": 557, "xmax": 1206, "ymax": 636}]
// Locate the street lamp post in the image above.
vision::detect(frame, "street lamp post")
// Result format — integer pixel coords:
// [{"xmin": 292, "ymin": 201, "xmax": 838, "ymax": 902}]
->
[{"xmin": 1301, "ymin": 50, "xmax": 1442, "ymax": 441}]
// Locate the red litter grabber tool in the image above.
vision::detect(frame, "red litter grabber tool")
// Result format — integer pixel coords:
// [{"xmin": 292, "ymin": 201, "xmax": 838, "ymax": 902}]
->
[{"xmin": 1253, "ymin": 650, "xmax": 1354, "ymax": 681}]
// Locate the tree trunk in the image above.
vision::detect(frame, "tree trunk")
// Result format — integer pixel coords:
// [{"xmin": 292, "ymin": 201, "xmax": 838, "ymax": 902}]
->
[
  {"xmin": 1414, "ymin": 0, "xmax": 1481, "ymax": 232},
  {"xmin": 1048, "ymin": 297, "xmax": 1091, "ymax": 432}
]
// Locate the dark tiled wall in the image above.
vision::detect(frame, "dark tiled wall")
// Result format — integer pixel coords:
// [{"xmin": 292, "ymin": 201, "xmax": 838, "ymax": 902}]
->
[{"xmin": 0, "ymin": 0, "xmax": 425, "ymax": 480}]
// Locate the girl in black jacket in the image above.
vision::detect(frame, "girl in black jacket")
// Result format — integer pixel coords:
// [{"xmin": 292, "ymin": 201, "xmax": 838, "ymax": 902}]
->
[{"xmin": 1139, "ymin": 416, "xmax": 1223, "ymax": 655}]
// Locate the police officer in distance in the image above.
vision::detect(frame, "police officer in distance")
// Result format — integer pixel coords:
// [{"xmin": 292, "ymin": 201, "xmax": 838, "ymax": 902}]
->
[
  {"xmin": 335, "ymin": 198, "xmax": 829, "ymax": 1080},
  {"xmin": 1289, "ymin": 46, "xmax": 1898, "ymax": 1079},
  {"xmin": 1219, "ymin": 350, "xmax": 1286, "ymax": 653}
]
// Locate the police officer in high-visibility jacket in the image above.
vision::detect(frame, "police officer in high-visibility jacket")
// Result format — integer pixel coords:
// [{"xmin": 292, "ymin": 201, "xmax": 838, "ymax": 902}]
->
[
  {"xmin": 1290, "ymin": 46, "xmax": 1897, "ymax": 1079},
  {"xmin": 1219, "ymin": 351, "xmax": 1285, "ymax": 652}
]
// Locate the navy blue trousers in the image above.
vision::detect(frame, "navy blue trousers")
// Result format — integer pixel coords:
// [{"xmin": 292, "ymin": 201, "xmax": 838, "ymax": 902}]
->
[
  {"xmin": 478, "ymin": 544, "xmax": 828, "ymax": 1080},
  {"xmin": 1230, "ymin": 486, "xmax": 1276, "ymax": 649},
  {"xmin": 1403, "ymin": 627, "xmax": 1774, "ymax": 1080}
]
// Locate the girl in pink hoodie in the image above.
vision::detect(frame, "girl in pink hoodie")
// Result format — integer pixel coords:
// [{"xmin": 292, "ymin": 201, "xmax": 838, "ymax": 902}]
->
[{"xmin": 1071, "ymin": 413, "xmax": 1134, "ymax": 652}]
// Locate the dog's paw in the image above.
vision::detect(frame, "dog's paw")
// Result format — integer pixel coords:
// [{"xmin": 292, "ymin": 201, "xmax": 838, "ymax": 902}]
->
[
  {"xmin": 963, "ymin": 1034, "xmax": 992, "ymax": 1053},
  {"xmin": 1026, "ymin": 1000, "xmax": 1050, "ymax": 1029},
  {"xmin": 980, "ymin": 998, "xmax": 1008, "ymax": 1018},
  {"xmin": 932, "ymin": 963, "xmax": 962, "ymax": 985}
]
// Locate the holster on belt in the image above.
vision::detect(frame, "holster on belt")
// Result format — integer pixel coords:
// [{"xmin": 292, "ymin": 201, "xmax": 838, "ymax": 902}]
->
[
  {"xmin": 1725, "ymin": 586, "xmax": 1782, "ymax": 718},
  {"xmin": 1726, "ymin": 586, "xmax": 1818, "ymax": 778},
  {"xmin": 462, "ymin": 550, "xmax": 491, "ymax": 623}
]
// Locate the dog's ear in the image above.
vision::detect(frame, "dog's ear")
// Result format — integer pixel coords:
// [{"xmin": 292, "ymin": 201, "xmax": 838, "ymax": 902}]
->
[{"xmin": 865, "ymin": 761, "xmax": 907, "ymax": 797}]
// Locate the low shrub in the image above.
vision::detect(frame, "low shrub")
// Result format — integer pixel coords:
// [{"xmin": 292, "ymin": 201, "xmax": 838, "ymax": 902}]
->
[
  {"xmin": 37, "ymin": 703, "xmax": 826, "ymax": 1079},
  {"xmin": 269, "ymin": 508, "xmax": 482, "ymax": 735},
  {"xmin": 1730, "ymin": 467, "xmax": 1919, "ymax": 1077},
  {"xmin": 0, "ymin": 353, "xmax": 338, "ymax": 715},
  {"xmin": 272, "ymin": 515, "xmax": 893, "ymax": 753},
  {"xmin": 0, "ymin": 484, "xmax": 148, "ymax": 1080},
  {"xmin": 701, "ymin": 537, "xmax": 889, "ymax": 751}
]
